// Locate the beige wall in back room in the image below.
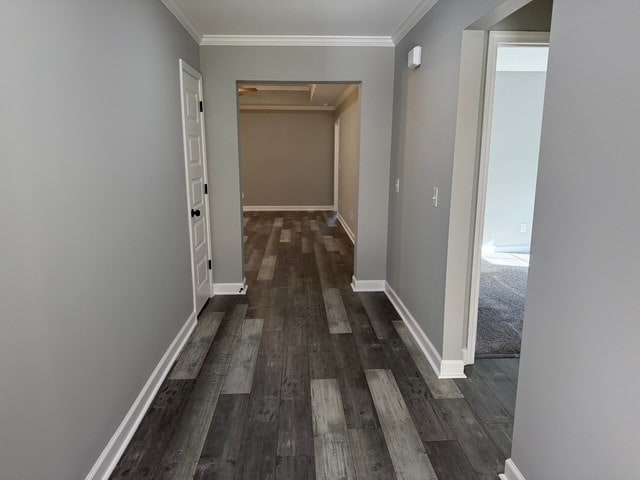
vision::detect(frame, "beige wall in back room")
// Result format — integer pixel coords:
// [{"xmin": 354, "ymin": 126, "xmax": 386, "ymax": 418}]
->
[
  {"xmin": 239, "ymin": 110, "xmax": 335, "ymax": 207},
  {"xmin": 335, "ymin": 87, "xmax": 361, "ymax": 239}
]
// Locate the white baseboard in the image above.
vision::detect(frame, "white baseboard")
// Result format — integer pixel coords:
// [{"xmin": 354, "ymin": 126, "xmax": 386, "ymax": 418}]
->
[
  {"xmin": 351, "ymin": 276, "xmax": 386, "ymax": 292},
  {"xmin": 500, "ymin": 459, "xmax": 526, "ymax": 480},
  {"xmin": 213, "ymin": 278, "xmax": 248, "ymax": 295},
  {"xmin": 439, "ymin": 359, "xmax": 466, "ymax": 379},
  {"xmin": 384, "ymin": 282, "xmax": 466, "ymax": 379},
  {"xmin": 336, "ymin": 212, "xmax": 356, "ymax": 244},
  {"xmin": 85, "ymin": 311, "xmax": 197, "ymax": 480},
  {"xmin": 243, "ymin": 205, "xmax": 334, "ymax": 212}
]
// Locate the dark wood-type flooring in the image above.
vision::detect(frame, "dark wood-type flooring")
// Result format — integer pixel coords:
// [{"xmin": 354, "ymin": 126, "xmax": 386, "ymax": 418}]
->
[{"xmin": 112, "ymin": 211, "xmax": 519, "ymax": 479}]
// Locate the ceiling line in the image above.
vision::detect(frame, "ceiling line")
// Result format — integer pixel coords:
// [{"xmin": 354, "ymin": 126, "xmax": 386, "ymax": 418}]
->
[
  {"xmin": 162, "ymin": 0, "xmax": 439, "ymax": 47},
  {"xmin": 200, "ymin": 35, "xmax": 394, "ymax": 47}
]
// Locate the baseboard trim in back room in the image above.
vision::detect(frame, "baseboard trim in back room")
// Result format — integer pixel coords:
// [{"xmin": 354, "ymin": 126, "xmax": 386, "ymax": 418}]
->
[
  {"xmin": 85, "ymin": 311, "xmax": 197, "ymax": 480},
  {"xmin": 213, "ymin": 278, "xmax": 248, "ymax": 295},
  {"xmin": 384, "ymin": 282, "xmax": 466, "ymax": 379},
  {"xmin": 243, "ymin": 205, "xmax": 335, "ymax": 212}
]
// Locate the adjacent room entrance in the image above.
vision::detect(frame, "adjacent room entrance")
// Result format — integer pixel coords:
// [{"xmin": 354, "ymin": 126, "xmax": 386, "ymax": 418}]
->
[{"xmin": 468, "ymin": 32, "xmax": 549, "ymax": 359}]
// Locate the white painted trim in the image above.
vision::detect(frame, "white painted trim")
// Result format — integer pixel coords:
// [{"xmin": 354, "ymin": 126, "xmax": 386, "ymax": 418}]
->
[
  {"xmin": 335, "ymin": 84, "xmax": 358, "ymax": 110},
  {"xmin": 384, "ymin": 282, "xmax": 466, "ymax": 379},
  {"xmin": 161, "ymin": 0, "xmax": 202, "ymax": 43},
  {"xmin": 500, "ymin": 459, "xmax": 527, "ymax": 480},
  {"xmin": 243, "ymin": 205, "xmax": 335, "ymax": 212},
  {"xmin": 179, "ymin": 59, "xmax": 214, "ymax": 314},
  {"xmin": 213, "ymin": 278, "xmax": 248, "ymax": 295},
  {"xmin": 391, "ymin": 0, "xmax": 439, "ymax": 45},
  {"xmin": 85, "ymin": 311, "xmax": 197, "ymax": 480},
  {"xmin": 439, "ymin": 360, "xmax": 466, "ymax": 379},
  {"xmin": 337, "ymin": 212, "xmax": 356, "ymax": 245},
  {"xmin": 239, "ymin": 104, "xmax": 335, "ymax": 112},
  {"xmin": 334, "ymin": 119, "xmax": 341, "ymax": 210},
  {"xmin": 465, "ymin": 32, "xmax": 549, "ymax": 363},
  {"xmin": 200, "ymin": 35, "xmax": 394, "ymax": 47},
  {"xmin": 351, "ymin": 277, "xmax": 385, "ymax": 292},
  {"xmin": 243, "ymin": 85, "xmax": 310, "ymax": 92}
]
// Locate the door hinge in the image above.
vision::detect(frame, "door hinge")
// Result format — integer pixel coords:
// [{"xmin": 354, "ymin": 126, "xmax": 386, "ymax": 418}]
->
[
  {"xmin": 208, "ymin": 260, "xmax": 212, "ymax": 270},
  {"xmin": 204, "ymin": 183, "xmax": 208, "ymax": 194},
  {"xmin": 199, "ymin": 100, "xmax": 203, "ymax": 113}
]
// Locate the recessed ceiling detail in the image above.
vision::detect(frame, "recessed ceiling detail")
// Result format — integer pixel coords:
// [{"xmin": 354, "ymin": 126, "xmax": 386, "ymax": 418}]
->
[
  {"xmin": 238, "ymin": 83, "xmax": 358, "ymax": 111},
  {"xmin": 161, "ymin": 0, "xmax": 438, "ymax": 46}
]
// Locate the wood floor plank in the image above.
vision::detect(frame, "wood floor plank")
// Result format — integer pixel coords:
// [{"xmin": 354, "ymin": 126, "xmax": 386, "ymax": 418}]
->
[
  {"xmin": 492, "ymin": 358, "xmax": 520, "ymax": 384},
  {"xmin": 222, "ymin": 318, "xmax": 264, "ymax": 394},
  {"xmin": 484, "ymin": 422, "xmax": 513, "ymax": 458},
  {"xmin": 454, "ymin": 375, "xmax": 512, "ymax": 424},
  {"xmin": 359, "ymin": 292, "xmax": 398, "ymax": 340},
  {"xmin": 169, "ymin": 312, "xmax": 224, "ymax": 380},
  {"xmin": 323, "ymin": 288, "xmax": 352, "ymax": 334},
  {"xmin": 194, "ymin": 394, "xmax": 249, "ymax": 479},
  {"xmin": 277, "ymin": 397, "xmax": 314, "ymax": 457},
  {"xmin": 322, "ymin": 236, "xmax": 338, "ymax": 252},
  {"xmin": 394, "ymin": 375, "xmax": 456, "ymax": 442},
  {"xmin": 257, "ymin": 255, "xmax": 277, "ymax": 281},
  {"xmin": 246, "ymin": 248, "xmax": 264, "ymax": 272},
  {"xmin": 110, "ymin": 380, "xmax": 194, "ymax": 479},
  {"xmin": 280, "ymin": 229, "xmax": 292, "ymax": 243},
  {"xmin": 274, "ymin": 217, "xmax": 284, "ymax": 228},
  {"xmin": 424, "ymin": 440, "xmax": 480, "ymax": 480},
  {"xmin": 281, "ymin": 345, "xmax": 310, "ymax": 400},
  {"xmin": 471, "ymin": 360, "xmax": 517, "ymax": 417},
  {"xmin": 310, "ymin": 379, "xmax": 356, "ymax": 480},
  {"xmin": 248, "ymin": 330, "xmax": 284, "ymax": 423},
  {"xmin": 364, "ymin": 369, "xmax": 437, "ymax": 480},
  {"xmin": 235, "ymin": 421, "xmax": 278, "ymax": 480},
  {"xmin": 437, "ymin": 398, "xmax": 506, "ymax": 480},
  {"xmin": 347, "ymin": 429, "xmax": 397, "ymax": 480},
  {"xmin": 157, "ymin": 304, "xmax": 248, "ymax": 479},
  {"xmin": 275, "ymin": 455, "xmax": 316, "ymax": 480},
  {"xmin": 393, "ymin": 321, "xmax": 463, "ymax": 399}
]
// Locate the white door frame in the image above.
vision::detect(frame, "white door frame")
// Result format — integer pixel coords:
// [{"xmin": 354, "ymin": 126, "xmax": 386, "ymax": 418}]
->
[
  {"xmin": 179, "ymin": 59, "xmax": 213, "ymax": 314},
  {"xmin": 465, "ymin": 31, "xmax": 549, "ymax": 363},
  {"xmin": 333, "ymin": 118, "xmax": 341, "ymax": 210}
]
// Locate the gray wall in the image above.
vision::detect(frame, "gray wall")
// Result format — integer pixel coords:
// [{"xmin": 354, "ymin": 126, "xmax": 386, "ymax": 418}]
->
[
  {"xmin": 491, "ymin": 0, "xmax": 553, "ymax": 31},
  {"xmin": 511, "ymin": 1, "xmax": 640, "ymax": 478},
  {"xmin": 239, "ymin": 110, "xmax": 335, "ymax": 207},
  {"xmin": 0, "ymin": 2, "xmax": 199, "ymax": 479},
  {"xmin": 335, "ymin": 88, "xmax": 362, "ymax": 238},
  {"xmin": 387, "ymin": 0, "xmax": 503, "ymax": 355},
  {"xmin": 200, "ymin": 46, "xmax": 395, "ymax": 283},
  {"xmin": 483, "ymin": 71, "xmax": 546, "ymax": 252}
]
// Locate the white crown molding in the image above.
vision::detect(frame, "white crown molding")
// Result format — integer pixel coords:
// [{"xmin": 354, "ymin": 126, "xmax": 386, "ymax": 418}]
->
[
  {"xmin": 335, "ymin": 84, "xmax": 359, "ymax": 110},
  {"xmin": 392, "ymin": 0, "xmax": 439, "ymax": 45},
  {"xmin": 161, "ymin": 0, "xmax": 203, "ymax": 43},
  {"xmin": 200, "ymin": 35, "xmax": 394, "ymax": 47},
  {"xmin": 239, "ymin": 105, "xmax": 335, "ymax": 111}
]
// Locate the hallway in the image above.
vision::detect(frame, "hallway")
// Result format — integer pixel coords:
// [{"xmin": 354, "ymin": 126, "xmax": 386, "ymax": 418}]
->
[{"xmin": 112, "ymin": 211, "xmax": 517, "ymax": 479}]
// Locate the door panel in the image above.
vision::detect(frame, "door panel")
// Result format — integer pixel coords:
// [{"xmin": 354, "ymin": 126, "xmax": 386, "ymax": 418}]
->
[{"xmin": 180, "ymin": 61, "xmax": 212, "ymax": 313}]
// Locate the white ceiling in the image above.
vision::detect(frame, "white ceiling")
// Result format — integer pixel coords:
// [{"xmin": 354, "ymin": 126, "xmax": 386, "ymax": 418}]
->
[{"xmin": 162, "ymin": 0, "xmax": 438, "ymax": 45}]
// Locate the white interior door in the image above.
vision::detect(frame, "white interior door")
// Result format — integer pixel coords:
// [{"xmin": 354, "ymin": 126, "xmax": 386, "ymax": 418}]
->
[{"xmin": 179, "ymin": 60, "xmax": 212, "ymax": 314}]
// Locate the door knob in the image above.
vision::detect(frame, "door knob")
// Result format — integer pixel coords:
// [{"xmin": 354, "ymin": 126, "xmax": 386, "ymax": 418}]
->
[{"xmin": 191, "ymin": 209, "xmax": 201, "ymax": 217}]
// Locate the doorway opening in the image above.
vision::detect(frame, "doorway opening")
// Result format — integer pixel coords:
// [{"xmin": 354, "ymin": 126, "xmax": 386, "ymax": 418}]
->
[
  {"xmin": 236, "ymin": 81, "xmax": 362, "ymax": 278},
  {"xmin": 468, "ymin": 32, "xmax": 549, "ymax": 359}
]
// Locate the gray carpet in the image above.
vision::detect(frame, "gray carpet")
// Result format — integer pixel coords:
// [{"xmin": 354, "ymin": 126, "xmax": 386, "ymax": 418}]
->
[{"xmin": 475, "ymin": 259, "xmax": 528, "ymax": 358}]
